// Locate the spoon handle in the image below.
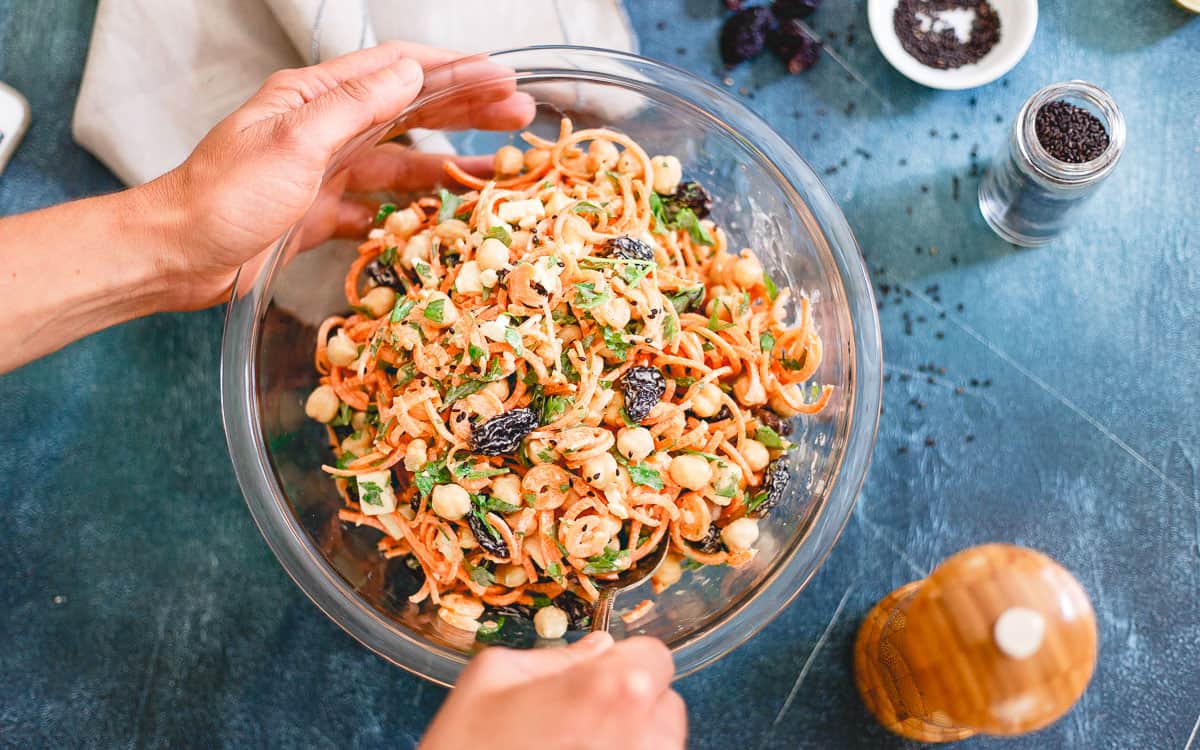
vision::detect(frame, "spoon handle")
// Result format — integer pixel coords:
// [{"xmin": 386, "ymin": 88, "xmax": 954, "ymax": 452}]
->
[{"xmin": 591, "ymin": 589, "xmax": 617, "ymax": 633}]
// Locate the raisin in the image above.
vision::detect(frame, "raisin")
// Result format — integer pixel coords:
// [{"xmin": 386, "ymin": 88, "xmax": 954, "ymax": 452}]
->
[
  {"xmin": 772, "ymin": 0, "xmax": 820, "ymax": 19},
  {"xmin": 697, "ymin": 523, "xmax": 725, "ymax": 554},
  {"xmin": 384, "ymin": 556, "xmax": 426, "ymax": 603},
  {"xmin": 554, "ymin": 591, "xmax": 592, "ymax": 630},
  {"xmin": 753, "ymin": 407, "xmax": 793, "ymax": 436},
  {"xmin": 467, "ymin": 510, "xmax": 511, "ymax": 558},
  {"xmin": 365, "ymin": 259, "xmax": 401, "ymax": 289},
  {"xmin": 469, "ymin": 408, "xmax": 539, "ymax": 456},
  {"xmin": 662, "ymin": 180, "xmax": 712, "ymax": 219},
  {"xmin": 605, "ymin": 235, "xmax": 654, "ymax": 262},
  {"xmin": 477, "ymin": 604, "xmax": 538, "ymax": 647},
  {"xmin": 749, "ymin": 459, "xmax": 790, "ymax": 518},
  {"xmin": 768, "ymin": 19, "xmax": 821, "ymax": 74},
  {"xmin": 720, "ymin": 6, "xmax": 773, "ymax": 65},
  {"xmin": 622, "ymin": 366, "xmax": 666, "ymax": 423}
]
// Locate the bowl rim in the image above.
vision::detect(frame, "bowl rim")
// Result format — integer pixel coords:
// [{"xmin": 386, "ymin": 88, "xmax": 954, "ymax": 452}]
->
[
  {"xmin": 866, "ymin": 0, "xmax": 1038, "ymax": 91},
  {"xmin": 221, "ymin": 44, "xmax": 882, "ymax": 686}
]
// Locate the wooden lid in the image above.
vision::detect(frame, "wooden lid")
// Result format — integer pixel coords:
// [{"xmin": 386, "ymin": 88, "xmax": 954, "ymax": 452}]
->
[{"xmin": 887, "ymin": 543, "xmax": 1097, "ymax": 735}]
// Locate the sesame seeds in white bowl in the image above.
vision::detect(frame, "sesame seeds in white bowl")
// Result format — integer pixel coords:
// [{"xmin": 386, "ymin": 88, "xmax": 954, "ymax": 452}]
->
[{"xmin": 868, "ymin": 0, "xmax": 1038, "ymax": 90}]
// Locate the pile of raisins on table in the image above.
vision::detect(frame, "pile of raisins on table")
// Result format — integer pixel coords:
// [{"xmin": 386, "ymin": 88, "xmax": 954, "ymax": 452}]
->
[{"xmin": 720, "ymin": 0, "xmax": 822, "ymax": 73}]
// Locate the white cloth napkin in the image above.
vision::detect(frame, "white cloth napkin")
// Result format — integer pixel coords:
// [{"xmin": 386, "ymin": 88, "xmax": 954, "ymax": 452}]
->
[{"xmin": 72, "ymin": 0, "xmax": 637, "ymax": 186}]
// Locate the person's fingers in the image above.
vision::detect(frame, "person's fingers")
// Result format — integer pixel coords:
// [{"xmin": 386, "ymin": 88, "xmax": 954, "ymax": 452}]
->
[
  {"xmin": 333, "ymin": 199, "xmax": 376, "ymax": 239},
  {"xmin": 400, "ymin": 90, "xmax": 537, "ymax": 133},
  {"xmin": 458, "ymin": 632, "xmax": 614, "ymax": 693},
  {"xmin": 557, "ymin": 636, "xmax": 676, "ymax": 713},
  {"xmin": 343, "ymin": 144, "xmax": 493, "ymax": 192},
  {"xmin": 635, "ymin": 689, "xmax": 688, "ymax": 750},
  {"xmin": 274, "ymin": 58, "xmax": 424, "ymax": 160}
]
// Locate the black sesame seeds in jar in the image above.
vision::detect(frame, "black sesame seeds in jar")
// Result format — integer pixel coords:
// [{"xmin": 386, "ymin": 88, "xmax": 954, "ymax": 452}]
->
[{"xmin": 979, "ymin": 81, "xmax": 1126, "ymax": 246}]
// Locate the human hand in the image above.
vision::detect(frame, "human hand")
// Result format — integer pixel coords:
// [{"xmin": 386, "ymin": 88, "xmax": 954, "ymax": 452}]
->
[
  {"xmin": 419, "ymin": 633, "xmax": 687, "ymax": 750},
  {"xmin": 147, "ymin": 41, "xmax": 533, "ymax": 311}
]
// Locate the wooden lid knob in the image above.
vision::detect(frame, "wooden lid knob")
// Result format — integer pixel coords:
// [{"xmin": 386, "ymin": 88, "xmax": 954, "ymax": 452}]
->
[{"xmin": 854, "ymin": 544, "xmax": 1097, "ymax": 742}]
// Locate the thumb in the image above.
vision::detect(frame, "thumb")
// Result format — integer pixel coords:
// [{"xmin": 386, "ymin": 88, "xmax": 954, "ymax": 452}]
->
[
  {"xmin": 460, "ymin": 632, "xmax": 614, "ymax": 692},
  {"xmin": 275, "ymin": 57, "xmax": 424, "ymax": 160}
]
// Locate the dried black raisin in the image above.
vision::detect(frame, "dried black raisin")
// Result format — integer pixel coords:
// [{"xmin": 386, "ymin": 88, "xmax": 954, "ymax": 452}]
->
[
  {"xmin": 484, "ymin": 603, "xmax": 536, "ymax": 621},
  {"xmin": 753, "ymin": 407, "xmax": 793, "ymax": 436},
  {"xmin": 554, "ymin": 591, "xmax": 592, "ymax": 630},
  {"xmin": 772, "ymin": 0, "xmax": 820, "ymax": 19},
  {"xmin": 697, "ymin": 523, "xmax": 725, "ymax": 554},
  {"xmin": 749, "ymin": 459, "xmax": 790, "ymax": 518},
  {"xmin": 622, "ymin": 366, "xmax": 666, "ymax": 423},
  {"xmin": 768, "ymin": 19, "xmax": 821, "ymax": 74},
  {"xmin": 469, "ymin": 408, "xmax": 539, "ymax": 456},
  {"xmin": 384, "ymin": 556, "xmax": 426, "ymax": 603},
  {"xmin": 365, "ymin": 259, "xmax": 401, "ymax": 289},
  {"xmin": 605, "ymin": 235, "xmax": 654, "ymax": 262},
  {"xmin": 467, "ymin": 510, "xmax": 510, "ymax": 558},
  {"xmin": 663, "ymin": 180, "xmax": 713, "ymax": 219},
  {"xmin": 720, "ymin": 6, "xmax": 773, "ymax": 65}
]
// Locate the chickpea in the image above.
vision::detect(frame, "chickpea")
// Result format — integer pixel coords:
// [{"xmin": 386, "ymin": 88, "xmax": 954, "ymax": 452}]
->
[
  {"xmin": 304, "ymin": 384, "xmax": 340, "ymax": 423},
  {"xmin": 482, "ymin": 379, "xmax": 510, "ymax": 403},
  {"xmin": 558, "ymin": 214, "xmax": 590, "ymax": 250},
  {"xmin": 361, "ymin": 286, "xmax": 396, "ymax": 318},
  {"xmin": 652, "ymin": 555, "xmax": 683, "ymax": 594},
  {"xmin": 668, "ymin": 454, "xmax": 713, "ymax": 491},
  {"xmin": 534, "ymin": 605, "xmax": 569, "ymax": 639},
  {"xmin": 732, "ymin": 255, "xmax": 764, "ymax": 290},
  {"xmin": 597, "ymin": 296, "xmax": 632, "ymax": 329},
  {"xmin": 495, "ymin": 563, "xmax": 528, "ymax": 588},
  {"xmin": 544, "ymin": 190, "xmax": 572, "ymax": 216},
  {"xmin": 457, "ymin": 525, "xmax": 477, "ymax": 549},
  {"xmin": 721, "ymin": 517, "xmax": 760, "ymax": 550},
  {"xmin": 479, "ymin": 269, "xmax": 499, "ymax": 289},
  {"xmin": 690, "ymin": 383, "xmax": 724, "ymax": 418},
  {"xmin": 582, "ymin": 453, "xmax": 619, "ymax": 489},
  {"xmin": 404, "ymin": 438, "xmax": 428, "ymax": 472},
  {"xmin": 441, "ymin": 593, "xmax": 486, "ymax": 620},
  {"xmin": 341, "ymin": 429, "xmax": 373, "ymax": 456},
  {"xmin": 710, "ymin": 460, "xmax": 743, "ymax": 505},
  {"xmin": 769, "ymin": 387, "xmax": 802, "ymax": 418},
  {"xmin": 350, "ymin": 410, "xmax": 369, "ymax": 431},
  {"xmin": 616, "ymin": 427, "xmax": 655, "ymax": 463},
  {"xmin": 742, "ymin": 439, "xmax": 770, "ymax": 472},
  {"xmin": 401, "ymin": 232, "xmax": 433, "ymax": 268},
  {"xmin": 603, "ymin": 391, "xmax": 626, "ymax": 427},
  {"xmin": 423, "ymin": 292, "xmax": 459, "ymax": 327},
  {"xmin": 476, "ymin": 237, "xmax": 510, "ymax": 271},
  {"xmin": 384, "ymin": 206, "xmax": 422, "ymax": 237},
  {"xmin": 491, "ymin": 474, "xmax": 522, "ymax": 506},
  {"xmin": 434, "ymin": 219, "xmax": 470, "ymax": 243},
  {"xmin": 494, "ymin": 145, "xmax": 524, "ymax": 176},
  {"xmin": 497, "ymin": 198, "xmax": 545, "ymax": 227},
  {"xmin": 650, "ymin": 154, "xmax": 682, "ymax": 195},
  {"xmin": 454, "ymin": 260, "xmax": 483, "ymax": 295},
  {"xmin": 616, "ymin": 149, "xmax": 643, "ymax": 177},
  {"xmin": 431, "ymin": 483, "xmax": 471, "ymax": 521},
  {"xmin": 587, "ymin": 139, "xmax": 620, "ymax": 172},
  {"xmin": 325, "ymin": 330, "xmax": 358, "ymax": 367},
  {"xmin": 524, "ymin": 147, "xmax": 551, "ymax": 172},
  {"xmin": 437, "ymin": 608, "xmax": 481, "ymax": 633}
]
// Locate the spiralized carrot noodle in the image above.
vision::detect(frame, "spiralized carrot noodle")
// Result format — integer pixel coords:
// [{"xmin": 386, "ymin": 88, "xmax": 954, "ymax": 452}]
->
[{"xmin": 306, "ymin": 118, "xmax": 832, "ymax": 642}]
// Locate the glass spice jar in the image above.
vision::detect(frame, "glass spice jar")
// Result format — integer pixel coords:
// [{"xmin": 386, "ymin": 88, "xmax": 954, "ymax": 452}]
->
[{"xmin": 978, "ymin": 80, "xmax": 1126, "ymax": 246}]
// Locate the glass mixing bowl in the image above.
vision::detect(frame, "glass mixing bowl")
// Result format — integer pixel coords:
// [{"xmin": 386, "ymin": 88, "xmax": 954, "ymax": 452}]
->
[{"xmin": 221, "ymin": 46, "xmax": 881, "ymax": 686}]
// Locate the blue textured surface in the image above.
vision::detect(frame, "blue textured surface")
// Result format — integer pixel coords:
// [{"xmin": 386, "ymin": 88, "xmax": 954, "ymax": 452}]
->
[{"xmin": 1, "ymin": 1, "xmax": 1198, "ymax": 748}]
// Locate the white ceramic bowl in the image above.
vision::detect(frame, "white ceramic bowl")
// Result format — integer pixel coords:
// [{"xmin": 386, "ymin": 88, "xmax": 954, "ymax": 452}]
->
[{"xmin": 868, "ymin": 0, "xmax": 1038, "ymax": 90}]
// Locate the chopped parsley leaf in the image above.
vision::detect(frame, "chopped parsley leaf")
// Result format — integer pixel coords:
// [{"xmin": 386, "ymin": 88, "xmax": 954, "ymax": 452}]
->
[
  {"xmin": 573, "ymin": 200, "xmax": 605, "ymax": 215},
  {"xmin": 468, "ymin": 343, "xmax": 486, "ymax": 362},
  {"xmin": 330, "ymin": 402, "xmax": 353, "ymax": 427},
  {"xmin": 484, "ymin": 225, "xmax": 512, "ymax": 247},
  {"xmin": 760, "ymin": 331, "xmax": 776, "ymax": 352},
  {"xmin": 443, "ymin": 378, "xmax": 487, "ymax": 405},
  {"xmin": 380, "ymin": 245, "xmax": 397, "ymax": 265},
  {"xmin": 754, "ymin": 425, "xmax": 788, "ymax": 450},
  {"xmin": 674, "ymin": 208, "xmax": 714, "ymax": 246},
  {"xmin": 436, "ymin": 189, "xmax": 462, "ymax": 223},
  {"xmin": 504, "ymin": 327, "xmax": 523, "ymax": 356},
  {"xmin": 358, "ymin": 481, "xmax": 384, "ymax": 507},
  {"xmin": 763, "ymin": 271, "xmax": 780, "ymax": 301},
  {"xmin": 374, "ymin": 203, "xmax": 397, "ymax": 226},
  {"xmin": 424, "ymin": 298, "xmax": 446, "ymax": 323},
  {"xmin": 628, "ymin": 463, "xmax": 664, "ymax": 490},
  {"xmin": 601, "ymin": 326, "xmax": 628, "ymax": 361},
  {"xmin": 390, "ymin": 296, "xmax": 415, "ymax": 323},
  {"xmin": 573, "ymin": 282, "xmax": 610, "ymax": 309},
  {"xmin": 582, "ymin": 547, "xmax": 630, "ymax": 575}
]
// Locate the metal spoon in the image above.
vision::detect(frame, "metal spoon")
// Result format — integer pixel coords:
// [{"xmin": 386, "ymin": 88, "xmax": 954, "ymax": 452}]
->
[{"xmin": 590, "ymin": 542, "xmax": 671, "ymax": 633}]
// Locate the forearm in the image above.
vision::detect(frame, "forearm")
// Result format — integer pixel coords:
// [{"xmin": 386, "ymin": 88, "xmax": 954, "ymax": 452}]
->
[{"xmin": 0, "ymin": 180, "xmax": 188, "ymax": 373}]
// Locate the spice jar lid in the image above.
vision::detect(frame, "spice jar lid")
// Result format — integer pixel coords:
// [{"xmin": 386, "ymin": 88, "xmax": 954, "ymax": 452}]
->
[{"xmin": 867, "ymin": 0, "xmax": 1038, "ymax": 90}]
